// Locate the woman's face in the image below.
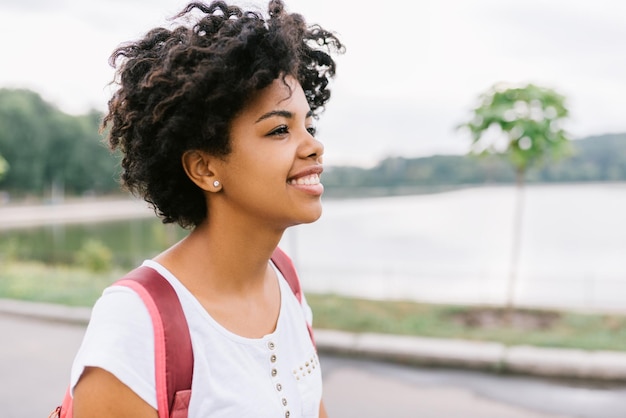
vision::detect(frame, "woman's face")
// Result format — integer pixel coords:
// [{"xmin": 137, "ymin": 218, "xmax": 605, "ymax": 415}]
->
[{"xmin": 214, "ymin": 75, "xmax": 325, "ymax": 230}]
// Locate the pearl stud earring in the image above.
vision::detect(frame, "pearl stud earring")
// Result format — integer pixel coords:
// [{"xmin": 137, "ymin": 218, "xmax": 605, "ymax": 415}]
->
[{"xmin": 213, "ymin": 180, "xmax": 220, "ymax": 188}]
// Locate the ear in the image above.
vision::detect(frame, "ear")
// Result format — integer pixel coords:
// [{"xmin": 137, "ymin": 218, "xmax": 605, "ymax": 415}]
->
[{"xmin": 181, "ymin": 150, "xmax": 222, "ymax": 192}]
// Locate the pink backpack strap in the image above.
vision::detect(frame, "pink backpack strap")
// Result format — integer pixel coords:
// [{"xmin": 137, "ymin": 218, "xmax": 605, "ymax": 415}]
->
[
  {"xmin": 271, "ymin": 247, "xmax": 316, "ymax": 347},
  {"xmin": 115, "ymin": 266, "xmax": 193, "ymax": 418},
  {"xmin": 51, "ymin": 266, "xmax": 193, "ymax": 418},
  {"xmin": 49, "ymin": 388, "xmax": 72, "ymax": 418}
]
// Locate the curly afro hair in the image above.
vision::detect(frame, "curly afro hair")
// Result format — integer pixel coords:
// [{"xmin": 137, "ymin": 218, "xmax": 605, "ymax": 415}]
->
[{"xmin": 102, "ymin": 0, "xmax": 344, "ymax": 228}]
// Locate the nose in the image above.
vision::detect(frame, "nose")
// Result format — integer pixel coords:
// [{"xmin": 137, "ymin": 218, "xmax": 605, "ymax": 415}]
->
[{"xmin": 301, "ymin": 131, "xmax": 324, "ymax": 161}]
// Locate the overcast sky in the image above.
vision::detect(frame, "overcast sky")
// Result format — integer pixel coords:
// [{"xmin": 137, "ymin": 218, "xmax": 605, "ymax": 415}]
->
[{"xmin": 1, "ymin": 0, "xmax": 625, "ymax": 166}]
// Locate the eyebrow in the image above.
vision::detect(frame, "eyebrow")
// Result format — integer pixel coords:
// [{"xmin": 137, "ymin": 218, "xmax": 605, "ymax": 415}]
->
[{"xmin": 255, "ymin": 109, "xmax": 314, "ymax": 123}]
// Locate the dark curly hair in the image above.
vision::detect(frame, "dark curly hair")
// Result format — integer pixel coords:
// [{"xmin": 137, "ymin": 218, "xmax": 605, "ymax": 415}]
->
[{"xmin": 102, "ymin": 0, "xmax": 344, "ymax": 228}]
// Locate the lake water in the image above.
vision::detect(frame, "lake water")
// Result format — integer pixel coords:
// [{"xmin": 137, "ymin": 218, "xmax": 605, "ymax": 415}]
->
[
  {"xmin": 2, "ymin": 183, "xmax": 625, "ymax": 312},
  {"xmin": 281, "ymin": 183, "xmax": 626, "ymax": 313}
]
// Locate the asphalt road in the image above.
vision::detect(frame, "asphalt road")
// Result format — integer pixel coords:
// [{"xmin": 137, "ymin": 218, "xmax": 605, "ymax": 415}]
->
[{"xmin": 2, "ymin": 313, "xmax": 626, "ymax": 418}]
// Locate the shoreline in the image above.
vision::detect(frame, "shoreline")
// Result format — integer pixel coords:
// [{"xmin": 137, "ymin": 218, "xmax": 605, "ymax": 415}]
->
[
  {"xmin": 0, "ymin": 196, "xmax": 154, "ymax": 230},
  {"xmin": 3, "ymin": 187, "xmax": 625, "ymax": 314}
]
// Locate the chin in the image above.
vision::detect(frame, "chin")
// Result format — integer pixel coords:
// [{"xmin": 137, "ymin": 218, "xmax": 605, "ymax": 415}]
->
[
  {"xmin": 303, "ymin": 212, "xmax": 323, "ymax": 224},
  {"xmin": 293, "ymin": 205, "xmax": 323, "ymax": 226}
]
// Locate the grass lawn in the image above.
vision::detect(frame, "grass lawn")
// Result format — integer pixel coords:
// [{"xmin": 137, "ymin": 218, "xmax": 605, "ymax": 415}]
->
[
  {"xmin": 2, "ymin": 261, "xmax": 626, "ymax": 352},
  {"xmin": 307, "ymin": 293, "xmax": 626, "ymax": 352},
  {"xmin": 0, "ymin": 261, "xmax": 121, "ymax": 306}
]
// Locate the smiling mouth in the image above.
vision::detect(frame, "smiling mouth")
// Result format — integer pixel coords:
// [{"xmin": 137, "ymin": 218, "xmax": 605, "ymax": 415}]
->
[{"xmin": 288, "ymin": 173, "xmax": 321, "ymax": 186}]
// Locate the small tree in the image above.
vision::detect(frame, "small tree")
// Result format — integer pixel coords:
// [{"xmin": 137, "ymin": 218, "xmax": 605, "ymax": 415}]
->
[{"xmin": 459, "ymin": 83, "xmax": 571, "ymax": 314}]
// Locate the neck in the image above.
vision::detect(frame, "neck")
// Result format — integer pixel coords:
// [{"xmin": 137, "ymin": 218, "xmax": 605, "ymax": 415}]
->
[{"xmin": 155, "ymin": 211, "xmax": 287, "ymax": 296}]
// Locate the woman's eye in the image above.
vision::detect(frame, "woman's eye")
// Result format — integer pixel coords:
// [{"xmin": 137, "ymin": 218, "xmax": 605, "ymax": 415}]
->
[
  {"xmin": 307, "ymin": 126, "xmax": 317, "ymax": 136},
  {"xmin": 268, "ymin": 125, "xmax": 289, "ymax": 136}
]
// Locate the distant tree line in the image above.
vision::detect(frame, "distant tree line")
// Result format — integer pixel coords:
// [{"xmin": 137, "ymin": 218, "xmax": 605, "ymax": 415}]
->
[
  {"xmin": 323, "ymin": 133, "xmax": 626, "ymax": 195},
  {"xmin": 0, "ymin": 88, "xmax": 119, "ymax": 198},
  {"xmin": 0, "ymin": 89, "xmax": 624, "ymax": 199}
]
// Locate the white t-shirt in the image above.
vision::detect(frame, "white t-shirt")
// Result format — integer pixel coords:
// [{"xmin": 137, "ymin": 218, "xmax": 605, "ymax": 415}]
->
[{"xmin": 70, "ymin": 260, "xmax": 322, "ymax": 418}]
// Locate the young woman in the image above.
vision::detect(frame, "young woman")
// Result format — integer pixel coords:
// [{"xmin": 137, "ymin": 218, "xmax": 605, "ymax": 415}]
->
[{"xmin": 68, "ymin": 1, "xmax": 344, "ymax": 417}]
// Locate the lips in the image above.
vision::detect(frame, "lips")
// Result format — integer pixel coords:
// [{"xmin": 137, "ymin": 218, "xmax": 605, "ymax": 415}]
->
[
  {"xmin": 287, "ymin": 166, "xmax": 324, "ymax": 195},
  {"xmin": 287, "ymin": 166, "xmax": 324, "ymax": 185}
]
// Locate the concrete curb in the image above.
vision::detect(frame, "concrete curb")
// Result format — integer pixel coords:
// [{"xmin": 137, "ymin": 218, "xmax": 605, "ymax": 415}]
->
[
  {"xmin": 315, "ymin": 330, "xmax": 505, "ymax": 371},
  {"xmin": 4, "ymin": 298, "xmax": 626, "ymax": 383},
  {"xmin": 0, "ymin": 298, "xmax": 91, "ymax": 325},
  {"xmin": 314, "ymin": 330, "xmax": 626, "ymax": 382}
]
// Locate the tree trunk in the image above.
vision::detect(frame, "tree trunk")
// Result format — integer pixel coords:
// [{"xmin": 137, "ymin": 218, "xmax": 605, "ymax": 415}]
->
[{"xmin": 505, "ymin": 169, "xmax": 526, "ymax": 321}]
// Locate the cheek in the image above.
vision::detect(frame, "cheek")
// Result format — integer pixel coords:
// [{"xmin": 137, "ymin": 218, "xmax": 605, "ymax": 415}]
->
[
  {"xmin": 225, "ymin": 136, "xmax": 296, "ymax": 189},
  {"xmin": 225, "ymin": 153, "xmax": 288, "ymax": 195},
  {"xmin": 249, "ymin": 147, "xmax": 293, "ymax": 179}
]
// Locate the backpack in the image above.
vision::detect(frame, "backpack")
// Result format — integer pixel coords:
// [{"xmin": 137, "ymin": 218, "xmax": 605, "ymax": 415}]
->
[{"xmin": 50, "ymin": 247, "xmax": 312, "ymax": 418}]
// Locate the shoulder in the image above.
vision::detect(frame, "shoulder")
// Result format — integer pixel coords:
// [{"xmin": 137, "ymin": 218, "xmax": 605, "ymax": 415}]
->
[
  {"xmin": 96, "ymin": 284, "xmax": 152, "ymax": 317},
  {"xmin": 70, "ymin": 284, "xmax": 157, "ymax": 408},
  {"xmin": 86, "ymin": 285, "xmax": 155, "ymax": 339}
]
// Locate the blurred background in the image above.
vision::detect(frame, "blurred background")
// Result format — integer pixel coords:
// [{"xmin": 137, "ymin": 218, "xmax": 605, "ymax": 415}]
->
[
  {"xmin": 1, "ymin": 0, "xmax": 626, "ymax": 416},
  {"xmin": 1, "ymin": 0, "xmax": 624, "ymax": 310}
]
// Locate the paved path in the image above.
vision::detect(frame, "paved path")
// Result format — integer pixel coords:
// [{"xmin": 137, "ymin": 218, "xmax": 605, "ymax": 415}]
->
[
  {"xmin": 1, "ymin": 314, "xmax": 85, "ymax": 417},
  {"xmin": 322, "ymin": 355, "xmax": 626, "ymax": 418},
  {"xmin": 3, "ymin": 313, "xmax": 626, "ymax": 418}
]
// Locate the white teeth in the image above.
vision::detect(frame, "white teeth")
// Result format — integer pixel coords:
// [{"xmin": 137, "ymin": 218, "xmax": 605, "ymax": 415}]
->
[{"xmin": 289, "ymin": 174, "xmax": 320, "ymax": 186}]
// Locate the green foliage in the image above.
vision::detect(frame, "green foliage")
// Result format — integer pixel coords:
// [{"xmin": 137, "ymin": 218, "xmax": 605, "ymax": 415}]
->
[
  {"xmin": 0, "ymin": 238, "xmax": 19, "ymax": 263},
  {"xmin": 0, "ymin": 88, "xmax": 120, "ymax": 197},
  {"xmin": 459, "ymin": 83, "xmax": 572, "ymax": 174},
  {"xmin": 74, "ymin": 239, "xmax": 114, "ymax": 273},
  {"xmin": 0, "ymin": 154, "xmax": 7, "ymax": 179},
  {"xmin": 536, "ymin": 133, "xmax": 626, "ymax": 182}
]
